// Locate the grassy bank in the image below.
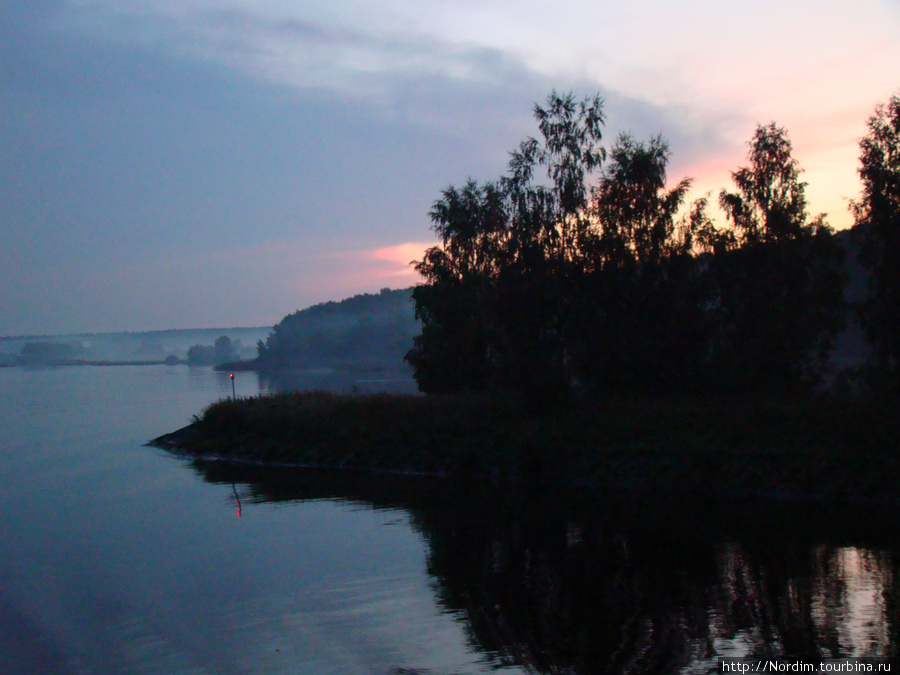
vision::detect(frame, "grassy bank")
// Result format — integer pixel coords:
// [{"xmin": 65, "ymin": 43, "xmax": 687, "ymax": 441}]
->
[{"xmin": 151, "ymin": 392, "xmax": 900, "ymax": 503}]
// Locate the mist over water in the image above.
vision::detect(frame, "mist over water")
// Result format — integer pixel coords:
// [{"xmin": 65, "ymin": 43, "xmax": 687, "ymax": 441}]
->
[{"xmin": 1, "ymin": 365, "xmax": 897, "ymax": 673}]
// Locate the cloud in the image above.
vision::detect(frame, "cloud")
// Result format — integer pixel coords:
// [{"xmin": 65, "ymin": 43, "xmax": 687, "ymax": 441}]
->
[
  {"xmin": 43, "ymin": 0, "xmax": 769, "ymax": 176},
  {"xmin": 64, "ymin": 2, "xmax": 533, "ymax": 100},
  {"xmin": 365, "ymin": 242, "xmax": 433, "ymax": 277},
  {"xmin": 5, "ymin": 0, "xmax": 892, "ymax": 333}
]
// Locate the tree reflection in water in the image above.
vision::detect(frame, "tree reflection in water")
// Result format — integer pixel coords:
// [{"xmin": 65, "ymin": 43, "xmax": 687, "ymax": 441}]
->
[{"xmin": 193, "ymin": 462, "xmax": 900, "ymax": 673}]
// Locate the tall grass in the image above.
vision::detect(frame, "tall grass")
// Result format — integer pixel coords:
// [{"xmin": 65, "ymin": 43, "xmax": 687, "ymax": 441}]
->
[{"xmin": 153, "ymin": 392, "xmax": 900, "ymax": 503}]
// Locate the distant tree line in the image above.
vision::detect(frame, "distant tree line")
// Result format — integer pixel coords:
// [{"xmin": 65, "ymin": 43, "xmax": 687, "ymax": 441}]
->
[
  {"xmin": 19, "ymin": 341, "xmax": 88, "ymax": 364},
  {"xmin": 187, "ymin": 335, "xmax": 241, "ymax": 366},
  {"xmin": 256, "ymin": 288, "xmax": 419, "ymax": 370},
  {"xmin": 407, "ymin": 91, "xmax": 900, "ymax": 400}
]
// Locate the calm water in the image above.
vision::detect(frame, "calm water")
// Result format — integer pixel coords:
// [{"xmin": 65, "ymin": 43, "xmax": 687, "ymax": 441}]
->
[{"xmin": 1, "ymin": 365, "xmax": 898, "ymax": 674}]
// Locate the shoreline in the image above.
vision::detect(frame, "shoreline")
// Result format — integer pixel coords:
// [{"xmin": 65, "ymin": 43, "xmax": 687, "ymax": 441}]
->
[
  {"xmin": 11, "ymin": 359, "xmax": 182, "ymax": 367},
  {"xmin": 150, "ymin": 391, "xmax": 900, "ymax": 506}
]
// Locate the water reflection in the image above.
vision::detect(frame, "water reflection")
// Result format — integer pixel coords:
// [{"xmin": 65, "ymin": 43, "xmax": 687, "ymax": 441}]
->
[
  {"xmin": 702, "ymin": 542, "xmax": 894, "ymax": 665},
  {"xmin": 231, "ymin": 483, "xmax": 242, "ymax": 519},
  {"xmin": 185, "ymin": 462, "xmax": 900, "ymax": 673}
]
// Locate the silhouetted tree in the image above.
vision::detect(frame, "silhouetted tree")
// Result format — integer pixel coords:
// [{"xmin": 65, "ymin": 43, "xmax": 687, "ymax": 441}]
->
[
  {"xmin": 591, "ymin": 134, "xmax": 692, "ymax": 269},
  {"xmin": 690, "ymin": 195, "xmax": 737, "ymax": 256},
  {"xmin": 573, "ymin": 134, "xmax": 702, "ymax": 393},
  {"xmin": 408, "ymin": 96, "xmax": 847, "ymax": 398},
  {"xmin": 409, "ymin": 91, "xmax": 607, "ymax": 399},
  {"xmin": 497, "ymin": 92, "xmax": 606, "ymax": 401},
  {"xmin": 503, "ymin": 90, "xmax": 605, "ymax": 265},
  {"xmin": 853, "ymin": 93, "xmax": 900, "ymax": 384},
  {"xmin": 707, "ymin": 123, "xmax": 844, "ymax": 390},
  {"xmin": 719, "ymin": 123, "xmax": 823, "ymax": 245},
  {"xmin": 407, "ymin": 180, "xmax": 507, "ymax": 392}
]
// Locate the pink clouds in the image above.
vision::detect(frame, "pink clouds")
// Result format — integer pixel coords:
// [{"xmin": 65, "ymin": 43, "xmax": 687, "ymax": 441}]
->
[{"xmin": 365, "ymin": 242, "xmax": 433, "ymax": 276}]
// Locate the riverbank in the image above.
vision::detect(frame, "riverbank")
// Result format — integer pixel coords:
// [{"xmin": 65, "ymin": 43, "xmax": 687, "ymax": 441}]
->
[
  {"xmin": 151, "ymin": 392, "xmax": 900, "ymax": 504},
  {"xmin": 20, "ymin": 359, "xmax": 178, "ymax": 366}
]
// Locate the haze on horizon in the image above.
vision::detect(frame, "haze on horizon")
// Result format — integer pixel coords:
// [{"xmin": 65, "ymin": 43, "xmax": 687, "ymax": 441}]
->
[{"xmin": 2, "ymin": 0, "xmax": 898, "ymax": 336}]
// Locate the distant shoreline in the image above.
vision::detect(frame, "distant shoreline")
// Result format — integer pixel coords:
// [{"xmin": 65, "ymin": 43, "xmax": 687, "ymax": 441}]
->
[
  {"xmin": 151, "ymin": 391, "xmax": 900, "ymax": 506},
  {"xmin": 13, "ymin": 359, "xmax": 180, "ymax": 367},
  {"xmin": 0, "ymin": 327, "xmax": 271, "ymax": 342}
]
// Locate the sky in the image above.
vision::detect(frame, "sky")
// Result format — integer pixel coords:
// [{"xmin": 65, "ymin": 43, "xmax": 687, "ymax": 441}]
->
[{"xmin": 2, "ymin": 0, "xmax": 899, "ymax": 335}]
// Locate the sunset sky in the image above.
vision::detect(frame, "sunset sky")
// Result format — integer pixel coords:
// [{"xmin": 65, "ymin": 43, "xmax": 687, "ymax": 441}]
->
[{"xmin": 2, "ymin": 0, "xmax": 898, "ymax": 335}]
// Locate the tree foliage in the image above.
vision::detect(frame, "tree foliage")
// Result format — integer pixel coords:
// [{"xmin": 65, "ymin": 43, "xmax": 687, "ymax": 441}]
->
[
  {"xmin": 258, "ymin": 289, "xmax": 420, "ymax": 371},
  {"xmin": 407, "ymin": 92, "xmax": 849, "ymax": 401},
  {"xmin": 409, "ymin": 92, "xmax": 609, "ymax": 399},
  {"xmin": 591, "ymin": 134, "xmax": 693, "ymax": 269},
  {"xmin": 707, "ymin": 123, "xmax": 845, "ymax": 390},
  {"xmin": 187, "ymin": 335, "xmax": 241, "ymax": 365},
  {"xmin": 570, "ymin": 134, "xmax": 705, "ymax": 394},
  {"xmin": 853, "ymin": 93, "xmax": 900, "ymax": 380},
  {"xmin": 719, "ymin": 123, "xmax": 825, "ymax": 245}
]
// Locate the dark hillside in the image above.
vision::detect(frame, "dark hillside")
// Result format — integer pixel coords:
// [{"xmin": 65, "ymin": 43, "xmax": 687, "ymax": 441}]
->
[{"xmin": 256, "ymin": 288, "xmax": 419, "ymax": 370}]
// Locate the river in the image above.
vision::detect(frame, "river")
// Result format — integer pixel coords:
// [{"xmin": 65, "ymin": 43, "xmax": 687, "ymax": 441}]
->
[{"xmin": 1, "ymin": 365, "xmax": 897, "ymax": 673}]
